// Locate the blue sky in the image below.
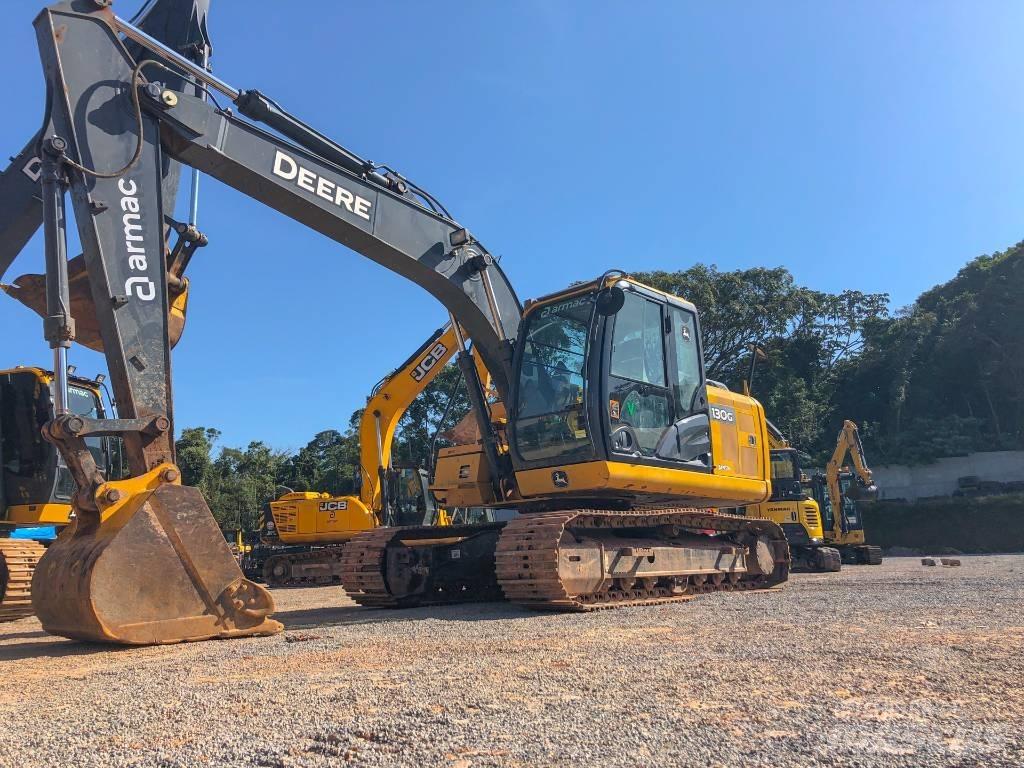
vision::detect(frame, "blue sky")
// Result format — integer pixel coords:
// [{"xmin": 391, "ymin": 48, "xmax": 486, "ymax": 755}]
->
[{"xmin": 1, "ymin": 1, "xmax": 1021, "ymax": 451}]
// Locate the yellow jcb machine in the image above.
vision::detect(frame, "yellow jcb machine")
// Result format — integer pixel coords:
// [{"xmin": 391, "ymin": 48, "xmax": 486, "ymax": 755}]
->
[
  {"xmin": 809, "ymin": 420, "xmax": 882, "ymax": 565},
  {"xmin": 726, "ymin": 418, "xmax": 841, "ymax": 572},
  {"xmin": 256, "ymin": 322, "xmax": 482, "ymax": 586},
  {"xmin": 0, "ymin": 367, "xmax": 114, "ymax": 621},
  {"xmin": 2, "ymin": 2, "xmax": 788, "ymax": 645}
]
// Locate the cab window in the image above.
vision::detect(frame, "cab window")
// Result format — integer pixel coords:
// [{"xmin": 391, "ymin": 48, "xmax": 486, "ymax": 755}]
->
[
  {"xmin": 669, "ymin": 308, "xmax": 701, "ymax": 416},
  {"xmin": 608, "ymin": 293, "xmax": 671, "ymax": 455},
  {"xmin": 513, "ymin": 295, "xmax": 595, "ymax": 464}
]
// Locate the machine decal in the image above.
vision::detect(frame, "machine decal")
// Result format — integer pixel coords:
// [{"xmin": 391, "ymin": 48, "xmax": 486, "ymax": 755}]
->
[
  {"xmin": 118, "ymin": 178, "xmax": 156, "ymax": 301},
  {"xmin": 411, "ymin": 342, "xmax": 448, "ymax": 382},
  {"xmin": 319, "ymin": 501, "xmax": 348, "ymax": 512},
  {"xmin": 609, "ymin": 399, "xmax": 620, "ymax": 419},
  {"xmin": 272, "ymin": 150, "xmax": 372, "ymax": 221},
  {"xmin": 539, "ymin": 294, "xmax": 593, "ymax": 318},
  {"xmin": 552, "ymin": 470, "xmax": 569, "ymax": 488},
  {"xmin": 709, "ymin": 404, "xmax": 736, "ymax": 424},
  {"xmin": 22, "ymin": 155, "xmax": 41, "ymax": 182}
]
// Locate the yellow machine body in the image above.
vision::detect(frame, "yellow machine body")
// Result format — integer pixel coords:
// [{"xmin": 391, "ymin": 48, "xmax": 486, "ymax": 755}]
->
[
  {"xmin": 433, "ymin": 443, "xmax": 500, "ymax": 508},
  {"xmin": 266, "ymin": 492, "xmax": 376, "ymax": 545},
  {"xmin": 738, "ymin": 448, "xmax": 825, "ymax": 541}
]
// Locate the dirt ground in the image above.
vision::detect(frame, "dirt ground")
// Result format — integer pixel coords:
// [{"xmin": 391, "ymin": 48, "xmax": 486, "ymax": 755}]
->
[{"xmin": 0, "ymin": 555, "xmax": 1021, "ymax": 767}]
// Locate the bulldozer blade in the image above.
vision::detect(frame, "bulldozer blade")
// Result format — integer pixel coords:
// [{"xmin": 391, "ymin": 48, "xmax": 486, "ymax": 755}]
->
[
  {"xmin": 32, "ymin": 483, "xmax": 282, "ymax": 645},
  {"xmin": 1, "ymin": 255, "xmax": 188, "ymax": 352}
]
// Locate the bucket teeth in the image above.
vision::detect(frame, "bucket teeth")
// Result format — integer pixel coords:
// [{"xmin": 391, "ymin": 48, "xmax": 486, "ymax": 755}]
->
[{"xmin": 32, "ymin": 479, "xmax": 282, "ymax": 645}]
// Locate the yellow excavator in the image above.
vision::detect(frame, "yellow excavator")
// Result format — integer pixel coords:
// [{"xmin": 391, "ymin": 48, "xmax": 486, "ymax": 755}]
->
[
  {"xmin": 0, "ymin": 366, "xmax": 114, "ymax": 621},
  {"xmin": 725, "ymin": 417, "xmax": 841, "ymax": 572},
  {"xmin": 256, "ymin": 322, "xmax": 480, "ymax": 586},
  {"xmin": 809, "ymin": 420, "xmax": 882, "ymax": 565},
  {"xmin": 0, "ymin": 2, "xmax": 789, "ymax": 645}
]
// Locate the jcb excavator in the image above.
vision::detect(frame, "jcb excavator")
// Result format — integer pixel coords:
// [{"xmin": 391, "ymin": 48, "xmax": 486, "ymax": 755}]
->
[
  {"xmin": 2, "ymin": 1, "xmax": 788, "ymax": 645},
  {"xmin": 0, "ymin": 366, "xmax": 114, "ymax": 621},
  {"xmin": 725, "ymin": 418, "xmax": 842, "ymax": 572},
  {"xmin": 256, "ymin": 322, "xmax": 477, "ymax": 586},
  {"xmin": 810, "ymin": 420, "xmax": 882, "ymax": 565}
]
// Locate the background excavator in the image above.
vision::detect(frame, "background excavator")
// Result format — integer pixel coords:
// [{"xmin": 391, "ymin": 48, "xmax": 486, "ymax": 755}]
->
[
  {"xmin": 5, "ymin": 1, "xmax": 788, "ymax": 646},
  {"xmin": 253, "ymin": 322, "xmax": 483, "ymax": 587},
  {"xmin": 724, "ymin": 416, "xmax": 842, "ymax": 572},
  {"xmin": 0, "ymin": 366, "xmax": 115, "ymax": 620},
  {"xmin": 810, "ymin": 420, "xmax": 882, "ymax": 565}
]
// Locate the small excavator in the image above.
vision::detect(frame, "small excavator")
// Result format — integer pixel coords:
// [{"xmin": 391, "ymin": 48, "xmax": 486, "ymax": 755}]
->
[
  {"xmin": 1, "ymin": 0, "xmax": 788, "ymax": 645},
  {"xmin": 255, "ymin": 322, "xmax": 479, "ymax": 587},
  {"xmin": 810, "ymin": 420, "xmax": 882, "ymax": 565}
]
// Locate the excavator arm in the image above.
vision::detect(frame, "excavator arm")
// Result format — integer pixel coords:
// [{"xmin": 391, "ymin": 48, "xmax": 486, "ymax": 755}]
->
[{"xmin": 359, "ymin": 322, "xmax": 493, "ymax": 522}]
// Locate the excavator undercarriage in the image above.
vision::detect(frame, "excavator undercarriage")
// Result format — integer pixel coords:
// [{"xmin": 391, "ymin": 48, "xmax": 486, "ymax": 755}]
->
[{"xmin": 343, "ymin": 510, "xmax": 788, "ymax": 610}]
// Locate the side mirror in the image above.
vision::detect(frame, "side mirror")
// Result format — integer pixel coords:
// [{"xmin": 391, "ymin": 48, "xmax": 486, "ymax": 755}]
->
[{"xmin": 596, "ymin": 286, "xmax": 625, "ymax": 316}]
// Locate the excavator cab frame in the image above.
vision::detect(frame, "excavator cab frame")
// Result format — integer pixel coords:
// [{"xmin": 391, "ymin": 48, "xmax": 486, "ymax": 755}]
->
[{"xmin": 508, "ymin": 277, "xmax": 771, "ymax": 507}]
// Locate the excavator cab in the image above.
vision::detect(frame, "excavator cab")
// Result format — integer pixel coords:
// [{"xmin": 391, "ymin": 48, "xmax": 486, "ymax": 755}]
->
[
  {"xmin": 508, "ymin": 277, "xmax": 771, "ymax": 506},
  {"xmin": 0, "ymin": 367, "xmax": 111, "ymax": 524},
  {"xmin": 384, "ymin": 464, "xmax": 439, "ymax": 527},
  {"xmin": 767, "ymin": 448, "xmax": 806, "ymax": 503}
]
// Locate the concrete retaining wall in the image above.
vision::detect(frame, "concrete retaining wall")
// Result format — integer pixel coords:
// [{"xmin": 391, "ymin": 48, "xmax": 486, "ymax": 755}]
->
[{"xmin": 873, "ymin": 451, "xmax": 1024, "ymax": 501}]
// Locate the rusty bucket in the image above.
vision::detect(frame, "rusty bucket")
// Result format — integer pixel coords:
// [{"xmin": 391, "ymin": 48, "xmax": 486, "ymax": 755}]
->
[
  {"xmin": 1, "ymin": 254, "xmax": 189, "ymax": 353},
  {"xmin": 32, "ymin": 468, "xmax": 282, "ymax": 645}
]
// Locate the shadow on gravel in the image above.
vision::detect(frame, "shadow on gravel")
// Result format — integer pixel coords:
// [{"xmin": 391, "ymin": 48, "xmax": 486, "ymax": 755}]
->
[
  {"xmin": 0, "ymin": 639, "xmax": 115, "ymax": 661},
  {"xmin": 0, "ymin": 630, "xmax": 49, "ymax": 642},
  {"xmin": 277, "ymin": 600, "xmax": 532, "ymax": 630}
]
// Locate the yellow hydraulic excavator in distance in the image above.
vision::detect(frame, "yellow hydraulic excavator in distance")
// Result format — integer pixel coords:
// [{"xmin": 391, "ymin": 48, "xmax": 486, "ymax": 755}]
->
[
  {"xmin": 724, "ymin": 415, "xmax": 841, "ymax": 572},
  {"xmin": 0, "ymin": 366, "xmax": 114, "ymax": 621},
  {"xmin": 810, "ymin": 420, "xmax": 882, "ymax": 565},
  {"xmin": 256, "ymin": 322, "xmax": 488, "ymax": 586},
  {"xmin": 7, "ymin": 3, "xmax": 789, "ymax": 645}
]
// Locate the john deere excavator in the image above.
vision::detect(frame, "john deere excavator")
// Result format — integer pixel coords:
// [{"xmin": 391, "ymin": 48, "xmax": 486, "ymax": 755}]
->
[
  {"xmin": 810, "ymin": 420, "xmax": 882, "ymax": 565},
  {"xmin": 1, "ymin": 0, "xmax": 788, "ymax": 645},
  {"xmin": 0, "ymin": 367, "xmax": 115, "ymax": 621},
  {"xmin": 256, "ymin": 322, "xmax": 478, "ymax": 586}
]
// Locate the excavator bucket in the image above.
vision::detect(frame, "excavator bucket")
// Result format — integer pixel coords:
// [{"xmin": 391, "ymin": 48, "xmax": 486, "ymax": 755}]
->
[
  {"xmin": 32, "ymin": 466, "xmax": 282, "ymax": 645},
  {"xmin": 1, "ymin": 255, "xmax": 189, "ymax": 353},
  {"xmin": 847, "ymin": 481, "xmax": 879, "ymax": 502}
]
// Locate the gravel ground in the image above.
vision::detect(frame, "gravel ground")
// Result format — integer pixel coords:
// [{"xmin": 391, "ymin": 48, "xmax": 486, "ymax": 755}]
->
[{"xmin": 0, "ymin": 555, "xmax": 1021, "ymax": 767}]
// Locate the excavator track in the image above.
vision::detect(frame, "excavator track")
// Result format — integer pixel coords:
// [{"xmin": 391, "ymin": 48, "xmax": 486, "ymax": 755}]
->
[
  {"xmin": 841, "ymin": 544, "xmax": 883, "ymax": 566},
  {"xmin": 263, "ymin": 546, "xmax": 348, "ymax": 588},
  {"xmin": 342, "ymin": 511, "xmax": 789, "ymax": 612},
  {"xmin": 341, "ymin": 523, "xmax": 505, "ymax": 608},
  {"xmin": 339, "ymin": 528, "xmax": 399, "ymax": 607},
  {"xmin": 496, "ymin": 509, "xmax": 789, "ymax": 611},
  {"xmin": 0, "ymin": 539, "xmax": 46, "ymax": 623}
]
